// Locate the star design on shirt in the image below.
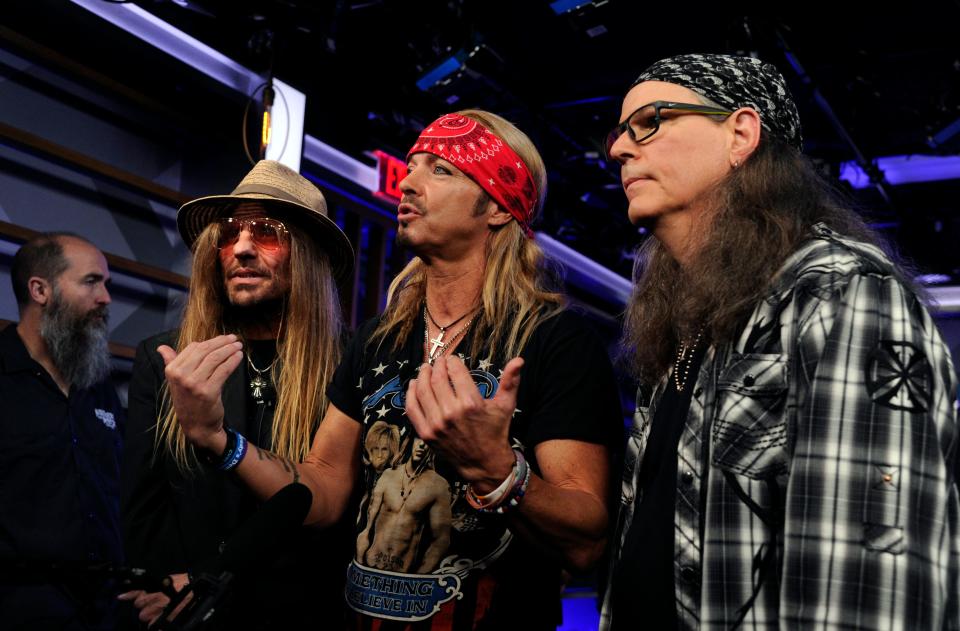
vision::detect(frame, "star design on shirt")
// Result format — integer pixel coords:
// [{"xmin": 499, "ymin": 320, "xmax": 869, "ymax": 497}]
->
[
  {"xmin": 478, "ymin": 357, "xmax": 493, "ymax": 371},
  {"xmin": 397, "ymin": 360, "xmax": 409, "ymax": 370},
  {"xmin": 512, "ymin": 407, "xmax": 522, "ymax": 418},
  {"xmin": 376, "ymin": 405, "xmax": 390, "ymax": 419},
  {"xmin": 372, "ymin": 362, "xmax": 387, "ymax": 376},
  {"xmin": 357, "ymin": 376, "xmax": 363, "ymax": 389},
  {"xmin": 488, "ymin": 178, "xmax": 495, "ymax": 186}
]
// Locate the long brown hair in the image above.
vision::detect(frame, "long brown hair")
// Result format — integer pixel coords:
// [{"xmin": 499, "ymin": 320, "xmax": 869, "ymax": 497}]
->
[
  {"xmin": 621, "ymin": 136, "xmax": 890, "ymax": 384},
  {"xmin": 370, "ymin": 109, "xmax": 565, "ymax": 360},
  {"xmin": 157, "ymin": 221, "xmax": 343, "ymax": 470}
]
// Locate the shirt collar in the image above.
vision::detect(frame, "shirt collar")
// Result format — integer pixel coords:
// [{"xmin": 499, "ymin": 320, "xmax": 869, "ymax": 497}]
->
[{"xmin": 0, "ymin": 324, "xmax": 43, "ymax": 374}]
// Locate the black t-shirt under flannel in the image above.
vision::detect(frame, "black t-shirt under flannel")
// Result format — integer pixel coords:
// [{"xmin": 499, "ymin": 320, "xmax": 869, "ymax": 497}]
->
[{"xmin": 611, "ymin": 343, "xmax": 707, "ymax": 631}]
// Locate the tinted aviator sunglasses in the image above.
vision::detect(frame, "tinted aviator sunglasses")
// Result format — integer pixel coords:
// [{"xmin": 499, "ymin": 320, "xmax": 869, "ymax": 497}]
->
[
  {"xmin": 216, "ymin": 217, "xmax": 289, "ymax": 252},
  {"xmin": 604, "ymin": 100, "xmax": 733, "ymax": 160}
]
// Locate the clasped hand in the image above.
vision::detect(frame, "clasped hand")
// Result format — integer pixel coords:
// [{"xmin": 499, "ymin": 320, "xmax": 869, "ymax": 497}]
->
[{"xmin": 405, "ymin": 355, "xmax": 522, "ymax": 493}]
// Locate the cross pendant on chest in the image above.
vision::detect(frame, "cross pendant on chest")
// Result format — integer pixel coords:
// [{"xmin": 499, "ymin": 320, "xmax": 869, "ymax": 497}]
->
[
  {"xmin": 428, "ymin": 328, "xmax": 447, "ymax": 359},
  {"xmin": 250, "ymin": 374, "xmax": 268, "ymax": 402}
]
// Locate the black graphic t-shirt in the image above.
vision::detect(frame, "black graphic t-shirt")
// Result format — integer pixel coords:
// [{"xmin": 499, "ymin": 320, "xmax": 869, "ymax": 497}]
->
[{"xmin": 327, "ymin": 309, "xmax": 621, "ymax": 630}]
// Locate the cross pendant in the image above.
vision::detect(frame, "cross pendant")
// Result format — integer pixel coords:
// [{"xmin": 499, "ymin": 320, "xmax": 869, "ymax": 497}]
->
[
  {"xmin": 428, "ymin": 328, "xmax": 447, "ymax": 359},
  {"xmin": 250, "ymin": 375, "xmax": 267, "ymax": 401}
]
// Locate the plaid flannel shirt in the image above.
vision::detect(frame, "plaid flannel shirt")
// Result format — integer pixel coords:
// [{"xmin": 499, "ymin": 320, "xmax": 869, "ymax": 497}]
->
[{"xmin": 602, "ymin": 224, "xmax": 960, "ymax": 630}]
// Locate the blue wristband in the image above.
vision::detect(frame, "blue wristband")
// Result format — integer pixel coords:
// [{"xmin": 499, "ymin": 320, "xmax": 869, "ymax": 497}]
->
[{"xmin": 218, "ymin": 428, "xmax": 247, "ymax": 471}]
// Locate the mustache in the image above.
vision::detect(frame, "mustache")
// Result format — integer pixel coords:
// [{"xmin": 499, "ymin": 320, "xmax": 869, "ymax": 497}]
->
[
  {"xmin": 399, "ymin": 198, "xmax": 425, "ymax": 214},
  {"xmin": 84, "ymin": 306, "xmax": 109, "ymax": 329},
  {"xmin": 228, "ymin": 267, "xmax": 272, "ymax": 279}
]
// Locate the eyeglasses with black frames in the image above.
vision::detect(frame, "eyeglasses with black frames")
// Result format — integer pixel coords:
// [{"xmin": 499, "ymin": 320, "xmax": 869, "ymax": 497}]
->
[
  {"xmin": 604, "ymin": 100, "xmax": 733, "ymax": 160},
  {"xmin": 216, "ymin": 217, "xmax": 289, "ymax": 252}
]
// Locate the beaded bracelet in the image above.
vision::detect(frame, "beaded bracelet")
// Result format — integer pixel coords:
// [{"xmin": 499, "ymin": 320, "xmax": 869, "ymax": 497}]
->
[
  {"xmin": 207, "ymin": 427, "xmax": 248, "ymax": 471},
  {"xmin": 493, "ymin": 459, "xmax": 531, "ymax": 514}
]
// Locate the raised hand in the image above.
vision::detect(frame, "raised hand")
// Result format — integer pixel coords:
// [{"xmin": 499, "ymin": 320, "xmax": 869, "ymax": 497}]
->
[
  {"xmin": 405, "ymin": 355, "xmax": 521, "ymax": 493},
  {"xmin": 156, "ymin": 334, "xmax": 243, "ymax": 452}
]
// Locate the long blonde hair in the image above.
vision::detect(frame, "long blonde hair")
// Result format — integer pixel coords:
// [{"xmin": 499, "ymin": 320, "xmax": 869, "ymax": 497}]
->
[
  {"xmin": 371, "ymin": 109, "xmax": 565, "ymax": 360},
  {"xmin": 157, "ymin": 221, "xmax": 343, "ymax": 469}
]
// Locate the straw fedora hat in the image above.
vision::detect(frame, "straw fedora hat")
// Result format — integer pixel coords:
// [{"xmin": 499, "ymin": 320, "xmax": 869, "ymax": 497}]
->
[{"xmin": 177, "ymin": 160, "xmax": 354, "ymax": 280}]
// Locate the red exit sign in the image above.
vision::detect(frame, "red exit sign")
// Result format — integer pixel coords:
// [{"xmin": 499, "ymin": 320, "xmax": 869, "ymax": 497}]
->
[{"xmin": 373, "ymin": 150, "xmax": 405, "ymax": 203}]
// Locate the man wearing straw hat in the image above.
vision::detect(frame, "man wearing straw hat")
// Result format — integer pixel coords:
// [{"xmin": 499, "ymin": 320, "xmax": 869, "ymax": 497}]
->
[
  {"xmin": 156, "ymin": 111, "xmax": 622, "ymax": 629},
  {"xmin": 119, "ymin": 160, "xmax": 354, "ymax": 628}
]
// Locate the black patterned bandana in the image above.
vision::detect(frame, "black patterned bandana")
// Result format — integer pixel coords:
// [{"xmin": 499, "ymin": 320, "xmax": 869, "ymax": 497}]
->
[{"xmin": 633, "ymin": 53, "xmax": 802, "ymax": 150}]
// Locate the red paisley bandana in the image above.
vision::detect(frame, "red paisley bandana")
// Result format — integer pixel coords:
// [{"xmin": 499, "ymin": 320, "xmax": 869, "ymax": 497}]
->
[{"xmin": 406, "ymin": 113, "xmax": 537, "ymax": 237}]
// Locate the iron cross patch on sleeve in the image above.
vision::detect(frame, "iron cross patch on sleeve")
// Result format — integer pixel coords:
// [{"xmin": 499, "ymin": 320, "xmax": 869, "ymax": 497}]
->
[{"xmin": 866, "ymin": 340, "xmax": 934, "ymax": 412}]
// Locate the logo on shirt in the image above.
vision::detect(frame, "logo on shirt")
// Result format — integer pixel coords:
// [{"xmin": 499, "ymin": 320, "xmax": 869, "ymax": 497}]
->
[
  {"xmin": 345, "ymin": 561, "xmax": 462, "ymax": 621},
  {"xmin": 351, "ymin": 355, "xmax": 521, "ymax": 623},
  {"xmin": 866, "ymin": 340, "xmax": 933, "ymax": 412},
  {"xmin": 95, "ymin": 408, "xmax": 116, "ymax": 430}
]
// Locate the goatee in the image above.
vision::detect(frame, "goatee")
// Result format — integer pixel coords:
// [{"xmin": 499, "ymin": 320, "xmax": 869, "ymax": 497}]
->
[
  {"xmin": 224, "ymin": 296, "xmax": 285, "ymax": 335},
  {"xmin": 40, "ymin": 289, "xmax": 111, "ymax": 390}
]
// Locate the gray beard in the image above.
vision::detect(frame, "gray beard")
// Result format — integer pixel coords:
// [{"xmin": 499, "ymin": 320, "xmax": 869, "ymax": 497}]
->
[{"xmin": 40, "ymin": 290, "xmax": 111, "ymax": 390}]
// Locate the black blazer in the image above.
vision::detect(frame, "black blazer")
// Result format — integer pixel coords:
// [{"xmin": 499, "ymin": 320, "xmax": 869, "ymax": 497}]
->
[
  {"xmin": 120, "ymin": 330, "xmax": 352, "ymax": 628},
  {"xmin": 121, "ymin": 330, "xmax": 252, "ymax": 573}
]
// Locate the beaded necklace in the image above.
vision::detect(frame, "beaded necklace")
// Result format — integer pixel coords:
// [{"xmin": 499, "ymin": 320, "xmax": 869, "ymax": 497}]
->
[{"xmin": 673, "ymin": 329, "xmax": 703, "ymax": 392}]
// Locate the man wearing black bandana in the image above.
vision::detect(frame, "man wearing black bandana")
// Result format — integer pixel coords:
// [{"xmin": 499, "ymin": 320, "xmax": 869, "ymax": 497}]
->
[{"xmin": 601, "ymin": 54, "xmax": 959, "ymax": 629}]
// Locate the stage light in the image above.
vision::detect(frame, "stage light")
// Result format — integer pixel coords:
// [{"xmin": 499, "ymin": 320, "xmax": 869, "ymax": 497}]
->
[
  {"xmin": 71, "ymin": 0, "xmax": 305, "ymax": 171},
  {"xmin": 416, "ymin": 53, "xmax": 465, "ymax": 92},
  {"xmin": 839, "ymin": 155, "xmax": 960, "ymax": 189},
  {"xmin": 260, "ymin": 81, "xmax": 274, "ymax": 158},
  {"xmin": 550, "ymin": 0, "xmax": 594, "ymax": 14}
]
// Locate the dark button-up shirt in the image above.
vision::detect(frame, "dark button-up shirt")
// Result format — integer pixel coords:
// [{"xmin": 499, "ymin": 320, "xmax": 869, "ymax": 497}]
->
[{"xmin": 0, "ymin": 324, "xmax": 123, "ymax": 628}]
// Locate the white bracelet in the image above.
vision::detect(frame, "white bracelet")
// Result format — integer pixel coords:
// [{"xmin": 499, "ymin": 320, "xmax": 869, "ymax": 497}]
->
[{"xmin": 473, "ymin": 450, "xmax": 520, "ymax": 504}]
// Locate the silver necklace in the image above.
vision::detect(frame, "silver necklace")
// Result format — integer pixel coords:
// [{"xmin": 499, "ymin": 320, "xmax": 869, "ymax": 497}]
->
[
  {"xmin": 247, "ymin": 352, "xmax": 278, "ymax": 404},
  {"xmin": 423, "ymin": 306, "xmax": 478, "ymax": 365}
]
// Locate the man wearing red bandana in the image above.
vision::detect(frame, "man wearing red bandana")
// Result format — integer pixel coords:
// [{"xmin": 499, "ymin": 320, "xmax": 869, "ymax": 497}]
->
[{"xmin": 157, "ymin": 109, "xmax": 622, "ymax": 629}]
